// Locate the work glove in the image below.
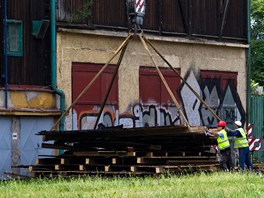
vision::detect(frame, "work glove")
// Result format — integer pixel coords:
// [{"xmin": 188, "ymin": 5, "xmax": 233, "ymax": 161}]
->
[
  {"xmin": 204, "ymin": 127, "xmax": 212, "ymax": 136},
  {"xmin": 204, "ymin": 127, "xmax": 214, "ymax": 137}
]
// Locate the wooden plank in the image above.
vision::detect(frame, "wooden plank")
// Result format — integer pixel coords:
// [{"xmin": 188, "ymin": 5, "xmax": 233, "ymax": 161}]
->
[
  {"xmin": 30, "ymin": 170, "xmax": 154, "ymax": 176},
  {"xmin": 137, "ymin": 156, "xmax": 216, "ymax": 159},
  {"xmin": 104, "ymin": 165, "xmax": 133, "ymax": 172},
  {"xmin": 41, "ymin": 156, "xmax": 115, "ymax": 165},
  {"xmin": 79, "ymin": 165, "xmax": 105, "ymax": 171},
  {"xmin": 110, "ymin": 157, "xmax": 138, "ymax": 165},
  {"xmin": 146, "ymin": 151, "xmax": 216, "ymax": 157},
  {"xmin": 55, "ymin": 164, "xmax": 82, "ymax": 171},
  {"xmin": 4, "ymin": 172, "xmax": 32, "ymax": 179},
  {"xmin": 160, "ymin": 164, "xmax": 219, "ymax": 173},
  {"xmin": 72, "ymin": 150, "xmax": 136, "ymax": 157},
  {"xmin": 28, "ymin": 165, "xmax": 56, "ymax": 172},
  {"xmin": 131, "ymin": 165, "xmax": 162, "ymax": 173},
  {"xmin": 36, "ymin": 158, "xmax": 61, "ymax": 165},
  {"xmin": 136, "ymin": 156, "xmax": 217, "ymax": 164},
  {"xmin": 61, "ymin": 157, "xmax": 90, "ymax": 165},
  {"xmin": 104, "ymin": 165, "xmax": 161, "ymax": 173},
  {"xmin": 42, "ymin": 143, "xmax": 74, "ymax": 150},
  {"xmin": 38, "ymin": 125, "xmax": 206, "ymax": 141},
  {"xmin": 166, "ymin": 160, "xmax": 218, "ymax": 166}
]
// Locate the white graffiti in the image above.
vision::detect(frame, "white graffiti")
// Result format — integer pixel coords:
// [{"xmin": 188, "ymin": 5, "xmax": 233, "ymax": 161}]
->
[
  {"xmin": 180, "ymin": 71, "xmax": 201, "ymax": 126},
  {"xmin": 68, "ymin": 70, "xmax": 245, "ymax": 130}
]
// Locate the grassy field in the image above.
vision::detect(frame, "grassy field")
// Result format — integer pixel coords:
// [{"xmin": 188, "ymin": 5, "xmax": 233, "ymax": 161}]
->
[{"xmin": 0, "ymin": 172, "xmax": 263, "ymax": 198}]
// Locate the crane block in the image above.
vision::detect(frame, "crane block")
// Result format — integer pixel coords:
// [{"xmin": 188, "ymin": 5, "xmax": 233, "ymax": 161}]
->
[{"xmin": 126, "ymin": 0, "xmax": 145, "ymax": 26}]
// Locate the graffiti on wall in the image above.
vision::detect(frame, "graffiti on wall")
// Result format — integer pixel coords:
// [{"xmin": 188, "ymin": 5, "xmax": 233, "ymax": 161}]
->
[
  {"xmin": 181, "ymin": 70, "xmax": 245, "ymax": 128},
  {"xmin": 76, "ymin": 104, "xmax": 181, "ymax": 130},
  {"xmin": 70, "ymin": 70, "xmax": 245, "ymax": 130}
]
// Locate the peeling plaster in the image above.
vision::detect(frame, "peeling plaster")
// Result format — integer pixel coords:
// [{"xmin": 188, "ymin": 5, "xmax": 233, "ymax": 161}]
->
[{"xmin": 0, "ymin": 91, "xmax": 57, "ymax": 110}]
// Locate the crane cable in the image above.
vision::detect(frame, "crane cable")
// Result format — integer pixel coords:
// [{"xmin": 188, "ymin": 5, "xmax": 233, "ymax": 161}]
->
[
  {"xmin": 51, "ymin": 33, "xmax": 132, "ymax": 130},
  {"xmin": 143, "ymin": 35, "xmax": 222, "ymax": 122},
  {"xmin": 139, "ymin": 33, "xmax": 190, "ymax": 127}
]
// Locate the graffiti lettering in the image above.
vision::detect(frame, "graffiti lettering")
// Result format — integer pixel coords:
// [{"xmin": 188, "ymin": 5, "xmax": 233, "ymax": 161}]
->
[{"xmin": 71, "ymin": 70, "xmax": 245, "ymax": 130}]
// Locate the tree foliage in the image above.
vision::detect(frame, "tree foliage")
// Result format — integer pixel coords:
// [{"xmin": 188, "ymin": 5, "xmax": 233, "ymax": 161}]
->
[
  {"xmin": 251, "ymin": 0, "xmax": 264, "ymax": 40},
  {"xmin": 71, "ymin": 0, "xmax": 94, "ymax": 24},
  {"xmin": 251, "ymin": 0, "xmax": 264, "ymax": 86},
  {"xmin": 251, "ymin": 40, "xmax": 264, "ymax": 86}
]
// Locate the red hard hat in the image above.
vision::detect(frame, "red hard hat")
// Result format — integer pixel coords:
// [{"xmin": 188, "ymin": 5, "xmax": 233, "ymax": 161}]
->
[{"xmin": 218, "ymin": 121, "xmax": 226, "ymax": 127}]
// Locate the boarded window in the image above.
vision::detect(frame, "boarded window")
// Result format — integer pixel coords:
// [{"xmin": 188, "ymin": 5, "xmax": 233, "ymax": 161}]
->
[
  {"xmin": 200, "ymin": 70, "xmax": 237, "ymax": 91},
  {"xmin": 200, "ymin": 70, "xmax": 239, "ymax": 126},
  {"xmin": 139, "ymin": 66, "xmax": 181, "ymax": 106},
  {"xmin": 72, "ymin": 63, "xmax": 118, "ymax": 116}
]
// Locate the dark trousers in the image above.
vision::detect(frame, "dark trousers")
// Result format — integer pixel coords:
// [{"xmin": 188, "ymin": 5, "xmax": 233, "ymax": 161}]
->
[
  {"xmin": 220, "ymin": 147, "xmax": 233, "ymax": 171},
  {"xmin": 238, "ymin": 147, "xmax": 253, "ymax": 170}
]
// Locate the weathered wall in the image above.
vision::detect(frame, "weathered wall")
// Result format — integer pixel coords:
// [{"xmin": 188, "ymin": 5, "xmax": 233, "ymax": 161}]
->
[
  {"xmin": 0, "ymin": 90, "xmax": 57, "ymax": 111},
  {"xmin": 0, "ymin": 87, "xmax": 62, "ymax": 178},
  {"xmin": 57, "ymin": 29, "xmax": 248, "ymax": 129},
  {"xmin": 0, "ymin": 89, "xmax": 60, "ymax": 178}
]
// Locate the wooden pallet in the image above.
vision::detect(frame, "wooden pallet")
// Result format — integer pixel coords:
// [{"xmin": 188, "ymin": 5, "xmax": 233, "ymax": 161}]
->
[
  {"xmin": 29, "ymin": 150, "xmax": 219, "ymax": 177},
  {"xmin": 29, "ymin": 126, "xmax": 219, "ymax": 177}
]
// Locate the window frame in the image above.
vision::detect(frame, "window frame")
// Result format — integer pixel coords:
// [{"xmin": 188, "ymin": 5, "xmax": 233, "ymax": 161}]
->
[{"xmin": 7, "ymin": 20, "xmax": 23, "ymax": 57}]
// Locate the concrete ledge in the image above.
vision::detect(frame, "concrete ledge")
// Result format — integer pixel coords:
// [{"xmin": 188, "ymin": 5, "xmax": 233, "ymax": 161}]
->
[
  {"xmin": 0, "ymin": 108, "xmax": 61, "ymax": 116},
  {"xmin": 57, "ymin": 28, "xmax": 249, "ymax": 49}
]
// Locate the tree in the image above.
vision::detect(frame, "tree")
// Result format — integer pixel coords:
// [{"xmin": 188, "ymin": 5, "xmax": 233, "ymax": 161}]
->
[
  {"xmin": 251, "ymin": 40, "xmax": 264, "ymax": 86},
  {"xmin": 251, "ymin": 0, "xmax": 264, "ymax": 86}
]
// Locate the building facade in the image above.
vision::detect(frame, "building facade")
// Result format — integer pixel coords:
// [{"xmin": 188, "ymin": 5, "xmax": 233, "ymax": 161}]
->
[{"xmin": 0, "ymin": 0, "xmax": 250, "ymax": 177}]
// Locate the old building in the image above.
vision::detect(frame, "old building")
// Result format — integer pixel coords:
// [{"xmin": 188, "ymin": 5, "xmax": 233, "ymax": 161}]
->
[
  {"xmin": 0, "ymin": 0, "xmax": 250, "ymax": 177},
  {"xmin": 56, "ymin": 0, "xmax": 248, "ymax": 130}
]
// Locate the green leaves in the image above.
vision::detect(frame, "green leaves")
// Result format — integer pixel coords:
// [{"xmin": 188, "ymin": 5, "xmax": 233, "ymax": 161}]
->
[
  {"xmin": 251, "ymin": 0, "xmax": 264, "ymax": 39},
  {"xmin": 251, "ymin": 0, "xmax": 264, "ymax": 86},
  {"xmin": 71, "ymin": 0, "xmax": 94, "ymax": 23}
]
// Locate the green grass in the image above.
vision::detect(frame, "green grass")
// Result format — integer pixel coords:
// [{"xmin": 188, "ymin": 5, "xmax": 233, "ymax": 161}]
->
[{"xmin": 0, "ymin": 172, "xmax": 264, "ymax": 198}]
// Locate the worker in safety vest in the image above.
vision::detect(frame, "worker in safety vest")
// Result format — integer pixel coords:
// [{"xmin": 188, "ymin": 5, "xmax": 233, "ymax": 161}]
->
[
  {"xmin": 227, "ymin": 121, "xmax": 253, "ymax": 170},
  {"xmin": 207, "ymin": 121, "xmax": 233, "ymax": 171}
]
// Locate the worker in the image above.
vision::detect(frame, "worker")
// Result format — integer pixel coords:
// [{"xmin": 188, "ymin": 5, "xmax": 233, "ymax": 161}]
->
[
  {"xmin": 206, "ymin": 121, "xmax": 233, "ymax": 171},
  {"xmin": 226, "ymin": 120, "xmax": 253, "ymax": 170}
]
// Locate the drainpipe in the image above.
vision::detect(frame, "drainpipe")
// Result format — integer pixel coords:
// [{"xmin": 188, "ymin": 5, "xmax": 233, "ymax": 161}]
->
[
  {"xmin": 4, "ymin": 0, "xmax": 8, "ymax": 108},
  {"xmin": 51, "ymin": 0, "xmax": 65, "ymax": 131},
  {"xmin": 246, "ymin": 0, "xmax": 251, "ymax": 124}
]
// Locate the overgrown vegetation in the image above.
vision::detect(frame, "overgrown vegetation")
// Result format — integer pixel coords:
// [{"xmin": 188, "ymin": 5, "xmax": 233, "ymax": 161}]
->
[
  {"xmin": 0, "ymin": 172, "xmax": 264, "ymax": 197},
  {"xmin": 251, "ymin": 79, "xmax": 264, "ymax": 95},
  {"xmin": 251, "ymin": 0, "xmax": 264, "ymax": 86},
  {"xmin": 71, "ymin": 0, "xmax": 94, "ymax": 23}
]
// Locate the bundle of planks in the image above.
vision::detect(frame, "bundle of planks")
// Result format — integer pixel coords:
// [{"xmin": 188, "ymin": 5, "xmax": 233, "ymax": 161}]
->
[{"xmin": 29, "ymin": 125, "xmax": 219, "ymax": 177}]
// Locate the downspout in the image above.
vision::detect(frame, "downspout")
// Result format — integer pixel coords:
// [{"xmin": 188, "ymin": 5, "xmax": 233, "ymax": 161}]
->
[
  {"xmin": 51, "ymin": 0, "xmax": 65, "ymax": 131},
  {"xmin": 246, "ymin": 0, "xmax": 251, "ymax": 124},
  {"xmin": 4, "ymin": 0, "xmax": 8, "ymax": 108}
]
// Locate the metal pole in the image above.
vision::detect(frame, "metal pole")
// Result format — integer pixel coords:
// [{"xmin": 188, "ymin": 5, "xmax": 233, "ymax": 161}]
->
[
  {"xmin": 246, "ymin": 0, "xmax": 251, "ymax": 125},
  {"xmin": 247, "ymin": 0, "xmax": 253, "ymax": 164},
  {"xmin": 4, "ymin": 0, "xmax": 8, "ymax": 108},
  {"xmin": 51, "ymin": 0, "xmax": 66, "ymax": 131}
]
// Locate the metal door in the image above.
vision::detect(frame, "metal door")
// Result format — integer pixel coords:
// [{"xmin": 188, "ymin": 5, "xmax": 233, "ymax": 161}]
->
[
  {"xmin": 0, "ymin": 117, "xmax": 12, "ymax": 179},
  {"xmin": 20, "ymin": 117, "xmax": 54, "ymax": 176}
]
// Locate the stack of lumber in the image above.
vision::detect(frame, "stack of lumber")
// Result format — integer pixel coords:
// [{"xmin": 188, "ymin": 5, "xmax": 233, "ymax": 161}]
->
[{"xmin": 29, "ymin": 125, "xmax": 219, "ymax": 177}]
